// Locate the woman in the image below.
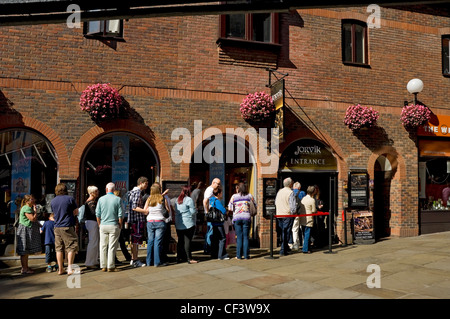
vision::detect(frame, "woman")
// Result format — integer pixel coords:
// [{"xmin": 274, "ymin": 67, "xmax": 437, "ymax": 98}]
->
[
  {"xmin": 16, "ymin": 195, "xmax": 42, "ymax": 274},
  {"xmin": 209, "ymin": 187, "xmax": 229, "ymax": 260},
  {"xmin": 134, "ymin": 184, "xmax": 169, "ymax": 267},
  {"xmin": 228, "ymin": 183, "xmax": 255, "ymax": 260},
  {"xmin": 84, "ymin": 186, "xmax": 100, "ymax": 269},
  {"xmin": 174, "ymin": 186, "xmax": 198, "ymax": 264},
  {"xmin": 300, "ymin": 186, "xmax": 316, "ymax": 254}
]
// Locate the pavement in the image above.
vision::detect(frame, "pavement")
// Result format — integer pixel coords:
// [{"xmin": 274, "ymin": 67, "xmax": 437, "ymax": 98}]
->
[{"xmin": 1, "ymin": 231, "xmax": 450, "ymax": 304}]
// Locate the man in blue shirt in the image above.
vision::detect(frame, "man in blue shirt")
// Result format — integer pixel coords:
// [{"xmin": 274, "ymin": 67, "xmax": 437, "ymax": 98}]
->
[
  {"xmin": 96, "ymin": 182, "xmax": 123, "ymax": 272},
  {"xmin": 51, "ymin": 183, "xmax": 79, "ymax": 275}
]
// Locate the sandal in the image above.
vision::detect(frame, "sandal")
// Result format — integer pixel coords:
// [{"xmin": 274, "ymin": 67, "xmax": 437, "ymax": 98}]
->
[{"xmin": 21, "ymin": 268, "xmax": 34, "ymax": 274}]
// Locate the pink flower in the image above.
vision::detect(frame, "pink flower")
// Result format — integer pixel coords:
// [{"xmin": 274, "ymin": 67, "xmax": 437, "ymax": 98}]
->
[
  {"xmin": 344, "ymin": 104, "xmax": 379, "ymax": 130},
  {"xmin": 79, "ymin": 83, "xmax": 123, "ymax": 120},
  {"xmin": 240, "ymin": 91, "xmax": 275, "ymax": 121}
]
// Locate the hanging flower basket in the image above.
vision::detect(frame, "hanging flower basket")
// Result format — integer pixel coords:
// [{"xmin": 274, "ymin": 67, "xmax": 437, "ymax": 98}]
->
[
  {"xmin": 79, "ymin": 83, "xmax": 123, "ymax": 121},
  {"xmin": 344, "ymin": 104, "xmax": 379, "ymax": 131},
  {"xmin": 400, "ymin": 104, "xmax": 431, "ymax": 129},
  {"xmin": 240, "ymin": 91, "xmax": 275, "ymax": 122}
]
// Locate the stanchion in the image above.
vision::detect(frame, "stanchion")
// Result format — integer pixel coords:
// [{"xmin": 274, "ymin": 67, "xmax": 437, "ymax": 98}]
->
[
  {"xmin": 265, "ymin": 212, "xmax": 278, "ymax": 259},
  {"xmin": 342, "ymin": 210, "xmax": 348, "ymax": 247},
  {"xmin": 323, "ymin": 211, "xmax": 335, "ymax": 254}
]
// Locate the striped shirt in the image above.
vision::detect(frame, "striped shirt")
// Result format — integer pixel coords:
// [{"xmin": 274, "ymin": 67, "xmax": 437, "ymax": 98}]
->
[{"xmin": 228, "ymin": 193, "xmax": 255, "ymax": 222}]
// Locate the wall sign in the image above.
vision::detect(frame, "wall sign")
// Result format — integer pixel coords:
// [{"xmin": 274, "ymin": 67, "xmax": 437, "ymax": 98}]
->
[
  {"xmin": 271, "ymin": 79, "xmax": 285, "ymax": 143},
  {"xmin": 418, "ymin": 114, "xmax": 450, "ymax": 137},
  {"xmin": 279, "ymin": 139, "xmax": 337, "ymax": 172},
  {"xmin": 263, "ymin": 178, "xmax": 278, "ymax": 219},
  {"xmin": 348, "ymin": 171, "xmax": 369, "ymax": 208}
]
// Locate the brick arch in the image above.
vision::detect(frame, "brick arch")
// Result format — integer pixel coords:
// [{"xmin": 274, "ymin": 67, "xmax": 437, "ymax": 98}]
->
[
  {"xmin": 179, "ymin": 124, "xmax": 262, "ymax": 180},
  {"xmin": 70, "ymin": 119, "xmax": 172, "ymax": 181},
  {"xmin": 0, "ymin": 114, "xmax": 70, "ymax": 177},
  {"xmin": 367, "ymin": 146, "xmax": 405, "ymax": 180},
  {"xmin": 280, "ymin": 127, "xmax": 348, "ymax": 179}
]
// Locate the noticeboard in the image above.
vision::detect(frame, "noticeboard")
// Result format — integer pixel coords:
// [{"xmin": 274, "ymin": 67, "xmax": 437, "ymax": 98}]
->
[
  {"xmin": 352, "ymin": 210, "xmax": 375, "ymax": 244},
  {"xmin": 161, "ymin": 180, "xmax": 189, "ymax": 201},
  {"xmin": 348, "ymin": 171, "xmax": 369, "ymax": 208},
  {"xmin": 263, "ymin": 178, "xmax": 278, "ymax": 219}
]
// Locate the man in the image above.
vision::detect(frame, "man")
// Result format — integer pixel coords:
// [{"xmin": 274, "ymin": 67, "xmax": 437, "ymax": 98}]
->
[
  {"xmin": 275, "ymin": 177, "xmax": 295, "ymax": 256},
  {"xmin": 127, "ymin": 176, "xmax": 149, "ymax": 268},
  {"xmin": 96, "ymin": 183, "xmax": 123, "ymax": 272},
  {"xmin": 202, "ymin": 178, "xmax": 221, "ymax": 254},
  {"xmin": 51, "ymin": 183, "xmax": 79, "ymax": 275},
  {"xmin": 190, "ymin": 181, "xmax": 205, "ymax": 235},
  {"xmin": 290, "ymin": 182, "xmax": 306, "ymax": 251}
]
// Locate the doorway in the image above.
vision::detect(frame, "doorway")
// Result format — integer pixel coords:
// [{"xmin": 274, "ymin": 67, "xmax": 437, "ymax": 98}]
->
[{"xmin": 279, "ymin": 171, "xmax": 338, "ymax": 248}]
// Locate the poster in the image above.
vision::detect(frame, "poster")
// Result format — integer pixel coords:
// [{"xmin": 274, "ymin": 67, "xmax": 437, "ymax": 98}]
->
[
  {"xmin": 271, "ymin": 79, "xmax": 284, "ymax": 143},
  {"xmin": 10, "ymin": 132, "xmax": 31, "ymax": 218},
  {"xmin": 353, "ymin": 210, "xmax": 375, "ymax": 243},
  {"xmin": 112, "ymin": 135, "xmax": 129, "ymax": 204},
  {"xmin": 349, "ymin": 171, "xmax": 369, "ymax": 208},
  {"xmin": 263, "ymin": 178, "xmax": 278, "ymax": 219}
]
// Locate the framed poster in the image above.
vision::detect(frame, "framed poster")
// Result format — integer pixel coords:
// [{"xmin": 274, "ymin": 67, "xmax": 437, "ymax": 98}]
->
[
  {"xmin": 352, "ymin": 210, "xmax": 375, "ymax": 244},
  {"xmin": 348, "ymin": 171, "xmax": 369, "ymax": 208},
  {"xmin": 263, "ymin": 178, "xmax": 278, "ymax": 219}
]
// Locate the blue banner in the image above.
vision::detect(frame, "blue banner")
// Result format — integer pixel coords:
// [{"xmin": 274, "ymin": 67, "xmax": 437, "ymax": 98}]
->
[
  {"xmin": 10, "ymin": 132, "xmax": 31, "ymax": 218},
  {"xmin": 112, "ymin": 135, "xmax": 129, "ymax": 207}
]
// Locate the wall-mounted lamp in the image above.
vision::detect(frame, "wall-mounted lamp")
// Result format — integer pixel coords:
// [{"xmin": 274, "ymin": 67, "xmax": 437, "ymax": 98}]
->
[{"xmin": 406, "ymin": 78, "xmax": 424, "ymax": 106}]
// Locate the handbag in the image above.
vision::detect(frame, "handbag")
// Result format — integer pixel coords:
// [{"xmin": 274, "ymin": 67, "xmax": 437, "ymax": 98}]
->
[
  {"xmin": 206, "ymin": 199, "xmax": 225, "ymax": 223},
  {"xmin": 249, "ymin": 199, "xmax": 257, "ymax": 217}
]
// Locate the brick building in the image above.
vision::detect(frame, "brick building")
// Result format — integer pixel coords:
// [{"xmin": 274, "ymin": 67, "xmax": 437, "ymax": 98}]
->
[{"xmin": 1, "ymin": 4, "xmax": 450, "ymax": 255}]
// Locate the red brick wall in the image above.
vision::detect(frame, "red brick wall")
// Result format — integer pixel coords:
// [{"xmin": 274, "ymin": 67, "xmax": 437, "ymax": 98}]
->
[{"xmin": 1, "ymin": 5, "xmax": 449, "ymax": 245}]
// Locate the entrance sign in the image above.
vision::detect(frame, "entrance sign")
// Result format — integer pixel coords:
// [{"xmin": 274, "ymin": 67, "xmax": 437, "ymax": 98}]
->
[{"xmin": 279, "ymin": 139, "xmax": 337, "ymax": 172}]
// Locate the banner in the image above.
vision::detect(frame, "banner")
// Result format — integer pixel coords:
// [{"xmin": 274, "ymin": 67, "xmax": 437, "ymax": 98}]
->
[
  {"xmin": 10, "ymin": 132, "xmax": 31, "ymax": 218},
  {"xmin": 112, "ymin": 135, "xmax": 129, "ymax": 203},
  {"xmin": 271, "ymin": 79, "xmax": 284, "ymax": 143}
]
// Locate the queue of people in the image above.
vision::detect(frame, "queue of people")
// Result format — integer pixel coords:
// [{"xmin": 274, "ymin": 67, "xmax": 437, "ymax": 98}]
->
[
  {"xmin": 15, "ymin": 175, "xmax": 322, "ymax": 276},
  {"xmin": 275, "ymin": 177, "xmax": 326, "ymax": 256}
]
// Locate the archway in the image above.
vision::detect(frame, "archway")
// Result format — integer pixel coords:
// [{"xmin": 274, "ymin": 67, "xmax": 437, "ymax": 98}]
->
[
  {"xmin": 373, "ymin": 154, "xmax": 392, "ymax": 238},
  {"xmin": 80, "ymin": 132, "xmax": 159, "ymax": 202}
]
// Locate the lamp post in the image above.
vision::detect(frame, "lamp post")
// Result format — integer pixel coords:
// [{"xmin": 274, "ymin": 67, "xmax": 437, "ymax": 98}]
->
[{"xmin": 406, "ymin": 78, "xmax": 424, "ymax": 106}]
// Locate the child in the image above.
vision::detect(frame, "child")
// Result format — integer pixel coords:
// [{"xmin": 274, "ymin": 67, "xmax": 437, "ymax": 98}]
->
[{"xmin": 41, "ymin": 213, "xmax": 57, "ymax": 272}]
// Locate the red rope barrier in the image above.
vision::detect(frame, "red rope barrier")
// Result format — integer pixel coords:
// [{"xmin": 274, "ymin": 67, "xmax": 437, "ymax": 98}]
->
[{"xmin": 275, "ymin": 211, "xmax": 329, "ymax": 218}]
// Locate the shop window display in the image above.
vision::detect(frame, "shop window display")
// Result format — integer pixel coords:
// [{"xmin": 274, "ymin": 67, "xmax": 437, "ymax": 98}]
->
[{"xmin": 0, "ymin": 130, "xmax": 58, "ymax": 257}]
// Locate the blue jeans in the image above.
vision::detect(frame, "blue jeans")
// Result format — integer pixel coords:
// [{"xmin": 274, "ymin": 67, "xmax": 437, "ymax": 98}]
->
[
  {"xmin": 147, "ymin": 221, "xmax": 165, "ymax": 266},
  {"xmin": 211, "ymin": 224, "xmax": 228, "ymax": 259},
  {"xmin": 234, "ymin": 219, "xmax": 251, "ymax": 259},
  {"xmin": 302, "ymin": 226, "xmax": 311, "ymax": 253},
  {"xmin": 277, "ymin": 217, "xmax": 294, "ymax": 255}
]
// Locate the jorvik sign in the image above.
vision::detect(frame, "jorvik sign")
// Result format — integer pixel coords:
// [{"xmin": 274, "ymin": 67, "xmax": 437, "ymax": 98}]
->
[{"xmin": 280, "ymin": 139, "xmax": 337, "ymax": 172}]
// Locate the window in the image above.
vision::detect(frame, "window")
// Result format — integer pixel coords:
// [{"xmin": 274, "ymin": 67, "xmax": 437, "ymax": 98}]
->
[
  {"xmin": 220, "ymin": 13, "xmax": 279, "ymax": 44},
  {"xmin": 342, "ymin": 20, "xmax": 368, "ymax": 65},
  {"xmin": 443, "ymin": 36, "xmax": 450, "ymax": 76},
  {"xmin": 83, "ymin": 10, "xmax": 124, "ymax": 40},
  {"xmin": 84, "ymin": 19, "xmax": 123, "ymax": 39}
]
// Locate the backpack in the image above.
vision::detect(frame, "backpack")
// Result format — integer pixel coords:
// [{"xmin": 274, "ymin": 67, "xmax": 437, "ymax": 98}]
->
[{"xmin": 289, "ymin": 191, "xmax": 306, "ymax": 215}]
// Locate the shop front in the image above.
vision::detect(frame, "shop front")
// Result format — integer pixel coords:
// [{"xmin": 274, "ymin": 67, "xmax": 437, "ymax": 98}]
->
[
  {"xmin": 0, "ymin": 129, "xmax": 58, "ymax": 257},
  {"xmin": 189, "ymin": 133, "xmax": 257, "ymax": 240},
  {"xmin": 278, "ymin": 138, "xmax": 338, "ymax": 248},
  {"xmin": 80, "ymin": 132, "xmax": 160, "ymax": 203},
  {"xmin": 417, "ymin": 114, "xmax": 450, "ymax": 234}
]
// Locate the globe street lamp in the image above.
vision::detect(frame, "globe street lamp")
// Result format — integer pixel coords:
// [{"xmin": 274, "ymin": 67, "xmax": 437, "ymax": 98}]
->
[{"xmin": 406, "ymin": 78, "xmax": 424, "ymax": 106}]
